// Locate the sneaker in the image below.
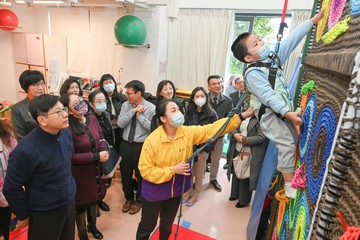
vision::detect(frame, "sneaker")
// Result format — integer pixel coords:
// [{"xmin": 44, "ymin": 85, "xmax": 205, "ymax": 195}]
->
[{"xmin": 285, "ymin": 182, "xmax": 297, "ymax": 199}]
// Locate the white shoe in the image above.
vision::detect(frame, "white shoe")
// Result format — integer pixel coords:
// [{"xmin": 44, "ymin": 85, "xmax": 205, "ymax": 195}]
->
[{"xmin": 285, "ymin": 182, "xmax": 297, "ymax": 199}]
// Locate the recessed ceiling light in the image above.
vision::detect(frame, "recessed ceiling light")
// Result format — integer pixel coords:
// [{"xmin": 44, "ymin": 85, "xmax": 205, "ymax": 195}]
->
[
  {"xmin": 15, "ymin": 0, "xmax": 64, "ymax": 4},
  {"xmin": 0, "ymin": 0, "xmax": 11, "ymax": 6}
]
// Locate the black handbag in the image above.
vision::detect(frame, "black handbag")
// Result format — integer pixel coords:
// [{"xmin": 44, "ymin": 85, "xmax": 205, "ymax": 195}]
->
[{"xmin": 101, "ymin": 144, "xmax": 121, "ymax": 179}]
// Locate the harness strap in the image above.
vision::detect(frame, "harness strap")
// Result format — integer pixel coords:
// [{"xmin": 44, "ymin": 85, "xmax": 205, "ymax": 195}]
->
[{"xmin": 245, "ymin": 60, "xmax": 283, "ymax": 120}]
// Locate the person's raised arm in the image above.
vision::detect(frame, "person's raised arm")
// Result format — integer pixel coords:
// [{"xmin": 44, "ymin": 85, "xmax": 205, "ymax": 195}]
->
[{"xmin": 311, "ymin": 9, "xmax": 325, "ymax": 24}]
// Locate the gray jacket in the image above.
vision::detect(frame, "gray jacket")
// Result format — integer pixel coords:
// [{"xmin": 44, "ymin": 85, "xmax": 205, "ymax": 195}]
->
[
  {"xmin": 208, "ymin": 92, "xmax": 233, "ymax": 118},
  {"xmin": 11, "ymin": 97, "xmax": 37, "ymax": 141},
  {"xmin": 227, "ymin": 116, "xmax": 269, "ymax": 190}
]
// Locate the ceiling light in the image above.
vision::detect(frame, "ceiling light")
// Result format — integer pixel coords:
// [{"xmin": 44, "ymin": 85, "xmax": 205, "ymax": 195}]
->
[
  {"xmin": 0, "ymin": 0, "xmax": 11, "ymax": 6},
  {"xmin": 15, "ymin": 1, "xmax": 64, "ymax": 4}
]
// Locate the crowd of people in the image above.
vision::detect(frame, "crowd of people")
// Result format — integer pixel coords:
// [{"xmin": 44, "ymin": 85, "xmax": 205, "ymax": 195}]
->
[
  {"xmin": 0, "ymin": 70, "xmax": 256, "ymax": 240},
  {"xmin": 0, "ymin": 11, "xmax": 324, "ymax": 240}
]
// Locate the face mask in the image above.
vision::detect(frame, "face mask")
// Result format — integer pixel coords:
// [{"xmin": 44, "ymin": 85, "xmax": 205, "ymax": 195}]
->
[
  {"xmin": 256, "ymin": 44, "xmax": 271, "ymax": 61},
  {"xmin": 170, "ymin": 112, "xmax": 184, "ymax": 127},
  {"xmin": 194, "ymin": 98, "xmax": 206, "ymax": 107},
  {"xmin": 103, "ymin": 83, "xmax": 115, "ymax": 93},
  {"xmin": 95, "ymin": 102, "xmax": 107, "ymax": 113},
  {"xmin": 74, "ymin": 99, "xmax": 88, "ymax": 115}
]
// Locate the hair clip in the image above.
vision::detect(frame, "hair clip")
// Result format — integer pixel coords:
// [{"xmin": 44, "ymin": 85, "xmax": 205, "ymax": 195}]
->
[
  {"xmin": 330, "ymin": 167, "xmax": 348, "ymax": 180},
  {"xmin": 338, "ymin": 140, "xmax": 355, "ymax": 150},
  {"xmin": 318, "ymin": 219, "xmax": 333, "ymax": 231},
  {"xmin": 324, "ymin": 192, "xmax": 340, "ymax": 204},
  {"xmin": 331, "ymin": 162, "xmax": 349, "ymax": 175},
  {"xmin": 327, "ymin": 185, "xmax": 343, "ymax": 197},
  {"xmin": 319, "ymin": 212, "xmax": 335, "ymax": 223},
  {"xmin": 320, "ymin": 206, "xmax": 337, "ymax": 217},
  {"xmin": 316, "ymin": 225, "xmax": 332, "ymax": 240}
]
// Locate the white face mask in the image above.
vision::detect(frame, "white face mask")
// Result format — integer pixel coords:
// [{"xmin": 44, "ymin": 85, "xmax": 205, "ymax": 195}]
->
[
  {"xmin": 256, "ymin": 44, "xmax": 271, "ymax": 61},
  {"xmin": 194, "ymin": 98, "xmax": 206, "ymax": 107},
  {"xmin": 170, "ymin": 112, "xmax": 185, "ymax": 127}
]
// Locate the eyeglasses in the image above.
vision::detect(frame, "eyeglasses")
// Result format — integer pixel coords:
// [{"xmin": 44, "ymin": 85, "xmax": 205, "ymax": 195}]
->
[
  {"xmin": 125, "ymin": 92, "xmax": 136, "ymax": 96},
  {"xmin": 31, "ymin": 81, "xmax": 46, "ymax": 89},
  {"xmin": 41, "ymin": 107, "xmax": 68, "ymax": 117}
]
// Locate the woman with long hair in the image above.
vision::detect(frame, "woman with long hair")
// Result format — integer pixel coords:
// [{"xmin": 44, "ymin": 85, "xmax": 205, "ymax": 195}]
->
[
  {"xmin": 0, "ymin": 119, "xmax": 17, "ymax": 240},
  {"xmin": 183, "ymin": 87, "xmax": 218, "ymax": 206}
]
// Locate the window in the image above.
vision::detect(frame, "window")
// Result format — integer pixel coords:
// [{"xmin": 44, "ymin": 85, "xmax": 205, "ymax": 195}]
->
[{"xmin": 227, "ymin": 14, "xmax": 292, "ymax": 77}]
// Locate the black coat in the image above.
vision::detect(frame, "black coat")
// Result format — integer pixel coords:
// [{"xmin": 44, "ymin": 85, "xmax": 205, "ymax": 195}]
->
[
  {"xmin": 184, "ymin": 108, "xmax": 218, "ymax": 152},
  {"xmin": 208, "ymin": 92, "xmax": 233, "ymax": 118},
  {"xmin": 104, "ymin": 92, "xmax": 127, "ymax": 121}
]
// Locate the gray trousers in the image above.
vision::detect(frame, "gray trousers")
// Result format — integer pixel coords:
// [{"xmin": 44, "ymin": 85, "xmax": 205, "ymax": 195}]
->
[
  {"xmin": 210, "ymin": 137, "xmax": 224, "ymax": 181},
  {"xmin": 260, "ymin": 108, "xmax": 298, "ymax": 174}
]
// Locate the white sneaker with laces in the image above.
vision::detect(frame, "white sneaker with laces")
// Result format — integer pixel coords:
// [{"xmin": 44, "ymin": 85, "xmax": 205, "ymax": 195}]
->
[{"xmin": 285, "ymin": 182, "xmax": 297, "ymax": 199}]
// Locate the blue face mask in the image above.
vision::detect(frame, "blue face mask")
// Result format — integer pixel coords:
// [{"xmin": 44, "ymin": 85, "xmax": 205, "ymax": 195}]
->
[
  {"xmin": 170, "ymin": 112, "xmax": 184, "ymax": 127},
  {"xmin": 95, "ymin": 102, "xmax": 107, "ymax": 113},
  {"xmin": 256, "ymin": 44, "xmax": 271, "ymax": 61},
  {"xmin": 103, "ymin": 83, "xmax": 115, "ymax": 93}
]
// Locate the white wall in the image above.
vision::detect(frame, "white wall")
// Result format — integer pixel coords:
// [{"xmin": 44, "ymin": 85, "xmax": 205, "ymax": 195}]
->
[
  {"xmin": 0, "ymin": 5, "xmax": 36, "ymax": 103},
  {"xmin": 122, "ymin": 6, "xmax": 166, "ymax": 95}
]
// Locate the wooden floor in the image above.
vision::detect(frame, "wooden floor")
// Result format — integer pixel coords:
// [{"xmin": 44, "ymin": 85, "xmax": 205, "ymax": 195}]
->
[{"xmin": 78, "ymin": 159, "xmax": 251, "ymax": 240}]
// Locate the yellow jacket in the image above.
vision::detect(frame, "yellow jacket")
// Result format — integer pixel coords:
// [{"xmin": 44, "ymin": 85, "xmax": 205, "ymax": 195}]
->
[{"xmin": 139, "ymin": 114, "xmax": 241, "ymax": 188}]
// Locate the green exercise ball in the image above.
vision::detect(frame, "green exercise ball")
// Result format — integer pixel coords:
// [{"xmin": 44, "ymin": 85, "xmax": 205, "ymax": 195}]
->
[{"xmin": 114, "ymin": 15, "xmax": 146, "ymax": 46}]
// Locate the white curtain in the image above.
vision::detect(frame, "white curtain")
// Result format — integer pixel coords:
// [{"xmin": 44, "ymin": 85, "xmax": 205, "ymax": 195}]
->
[
  {"xmin": 167, "ymin": 9, "xmax": 232, "ymax": 91},
  {"xmin": 283, "ymin": 10, "xmax": 311, "ymax": 82},
  {"xmin": 49, "ymin": 8, "xmax": 124, "ymax": 80}
]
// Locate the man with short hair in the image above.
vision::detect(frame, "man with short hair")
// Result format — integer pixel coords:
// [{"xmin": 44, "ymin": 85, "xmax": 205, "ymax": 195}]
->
[
  {"xmin": 11, "ymin": 70, "xmax": 46, "ymax": 141},
  {"xmin": 207, "ymin": 75, "xmax": 233, "ymax": 191},
  {"xmin": 117, "ymin": 80, "xmax": 155, "ymax": 215},
  {"xmin": 4, "ymin": 94, "xmax": 76, "ymax": 240},
  {"xmin": 229, "ymin": 76, "xmax": 246, "ymax": 107}
]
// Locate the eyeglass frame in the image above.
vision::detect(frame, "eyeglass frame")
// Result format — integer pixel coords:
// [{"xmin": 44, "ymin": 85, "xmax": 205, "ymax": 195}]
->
[{"xmin": 40, "ymin": 107, "xmax": 68, "ymax": 117}]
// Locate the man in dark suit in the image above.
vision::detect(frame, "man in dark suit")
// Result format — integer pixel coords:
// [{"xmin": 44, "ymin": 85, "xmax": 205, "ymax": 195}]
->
[{"xmin": 229, "ymin": 76, "xmax": 245, "ymax": 107}]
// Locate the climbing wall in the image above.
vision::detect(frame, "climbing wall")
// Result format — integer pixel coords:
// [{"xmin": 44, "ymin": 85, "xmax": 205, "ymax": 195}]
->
[{"xmin": 268, "ymin": 0, "xmax": 360, "ymax": 239}]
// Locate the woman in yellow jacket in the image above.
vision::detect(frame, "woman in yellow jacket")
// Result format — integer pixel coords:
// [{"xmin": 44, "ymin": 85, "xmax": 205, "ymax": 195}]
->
[{"xmin": 136, "ymin": 99, "xmax": 253, "ymax": 240}]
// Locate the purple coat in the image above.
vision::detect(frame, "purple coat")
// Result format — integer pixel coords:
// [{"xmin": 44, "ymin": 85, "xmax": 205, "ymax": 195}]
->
[{"xmin": 70, "ymin": 114, "xmax": 107, "ymax": 208}]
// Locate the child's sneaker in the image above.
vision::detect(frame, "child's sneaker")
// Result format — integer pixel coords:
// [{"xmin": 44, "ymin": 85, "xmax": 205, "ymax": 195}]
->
[{"xmin": 285, "ymin": 182, "xmax": 297, "ymax": 199}]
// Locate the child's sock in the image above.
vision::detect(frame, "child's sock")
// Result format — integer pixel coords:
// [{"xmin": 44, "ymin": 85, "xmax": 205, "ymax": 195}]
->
[{"xmin": 284, "ymin": 182, "xmax": 297, "ymax": 199}]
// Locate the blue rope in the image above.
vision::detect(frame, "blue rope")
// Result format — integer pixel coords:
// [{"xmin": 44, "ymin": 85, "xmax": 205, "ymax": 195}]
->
[
  {"xmin": 307, "ymin": 106, "xmax": 336, "ymax": 203},
  {"xmin": 299, "ymin": 94, "xmax": 317, "ymax": 163}
]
